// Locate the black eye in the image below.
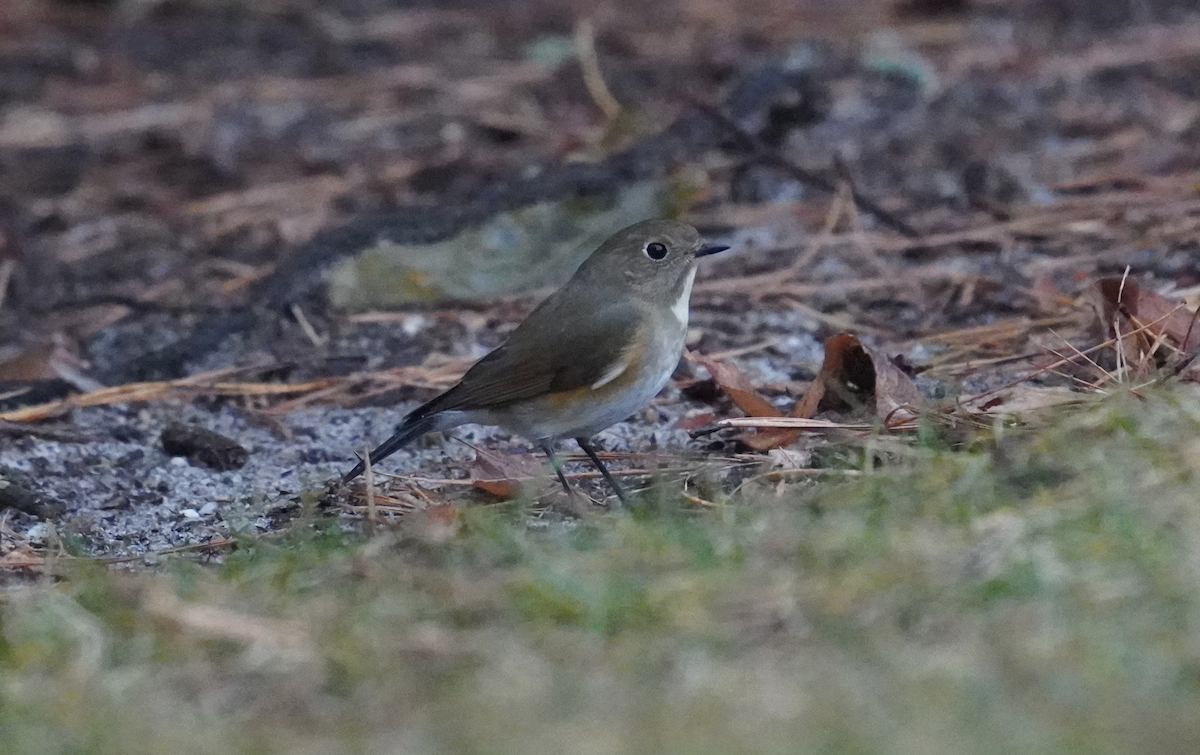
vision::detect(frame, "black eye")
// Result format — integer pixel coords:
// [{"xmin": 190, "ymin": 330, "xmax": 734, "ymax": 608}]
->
[{"xmin": 644, "ymin": 241, "xmax": 668, "ymax": 260}]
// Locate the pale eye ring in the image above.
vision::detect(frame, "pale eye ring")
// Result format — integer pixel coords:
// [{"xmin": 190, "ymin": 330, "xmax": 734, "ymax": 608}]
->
[{"xmin": 644, "ymin": 241, "xmax": 668, "ymax": 260}]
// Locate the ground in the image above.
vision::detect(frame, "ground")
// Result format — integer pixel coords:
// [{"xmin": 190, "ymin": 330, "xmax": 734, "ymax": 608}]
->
[{"xmin": 2, "ymin": 1, "xmax": 1200, "ymax": 753}]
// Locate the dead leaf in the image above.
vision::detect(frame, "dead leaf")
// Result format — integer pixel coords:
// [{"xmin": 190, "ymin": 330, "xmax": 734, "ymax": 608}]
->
[
  {"xmin": 1096, "ymin": 277, "xmax": 1200, "ymax": 367},
  {"xmin": 795, "ymin": 333, "xmax": 922, "ymax": 427},
  {"xmin": 673, "ymin": 411, "xmax": 718, "ymax": 431},
  {"xmin": 864, "ymin": 342, "xmax": 923, "ymax": 426},
  {"xmin": 405, "ymin": 503, "xmax": 461, "ymax": 543},
  {"xmin": 0, "ymin": 343, "xmax": 59, "ymax": 381},
  {"xmin": 467, "ymin": 445, "xmax": 544, "ymax": 499},
  {"xmin": 687, "ymin": 352, "xmax": 782, "ymax": 419},
  {"xmin": 796, "ymin": 334, "xmax": 868, "ymax": 419},
  {"xmin": 689, "ymin": 336, "xmax": 921, "ymax": 451},
  {"xmin": 687, "ymin": 351, "xmax": 801, "ymax": 450}
]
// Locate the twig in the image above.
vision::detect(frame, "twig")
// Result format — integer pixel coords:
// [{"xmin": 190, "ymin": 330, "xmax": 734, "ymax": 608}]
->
[
  {"xmin": 95, "ymin": 538, "xmax": 238, "ymax": 565},
  {"xmin": 681, "ymin": 489, "xmax": 717, "ymax": 507},
  {"xmin": 0, "ymin": 359, "xmax": 473, "ymax": 422},
  {"xmin": 923, "ymin": 351, "xmax": 1045, "ymax": 376},
  {"xmin": 291, "ymin": 304, "xmax": 328, "ymax": 347},
  {"xmin": 959, "ymin": 307, "xmax": 1189, "ymax": 408},
  {"xmin": 364, "ymin": 444, "xmax": 378, "ymax": 524},
  {"xmin": 0, "ymin": 420, "xmax": 97, "ymax": 442},
  {"xmin": 1047, "ymin": 327, "xmax": 1113, "ymax": 385},
  {"xmin": 832, "ymin": 153, "xmax": 891, "ymax": 275},
  {"xmin": 702, "ymin": 339, "xmax": 780, "ymax": 361},
  {"xmin": 899, "ymin": 315, "xmax": 1079, "ymax": 350},
  {"xmin": 695, "ymin": 263, "xmax": 976, "ymax": 298},
  {"xmin": 767, "ymin": 467, "xmax": 864, "ymax": 478},
  {"xmin": 0, "ymin": 371, "xmax": 342, "ymax": 422},
  {"xmin": 575, "ymin": 19, "xmax": 621, "ymax": 119},
  {"xmin": 789, "ymin": 176, "xmax": 853, "ymax": 273},
  {"xmin": 691, "ymin": 417, "xmax": 875, "ymax": 438},
  {"xmin": 685, "ymin": 96, "xmax": 919, "ymax": 237},
  {"xmin": 782, "ymin": 298, "xmax": 887, "ymax": 336},
  {"xmin": 0, "ymin": 386, "xmax": 31, "ymax": 404},
  {"xmin": 371, "ymin": 466, "xmax": 703, "ymax": 487}
]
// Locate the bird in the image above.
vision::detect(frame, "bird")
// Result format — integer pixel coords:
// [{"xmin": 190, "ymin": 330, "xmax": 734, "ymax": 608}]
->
[{"xmin": 341, "ymin": 218, "xmax": 729, "ymax": 504}]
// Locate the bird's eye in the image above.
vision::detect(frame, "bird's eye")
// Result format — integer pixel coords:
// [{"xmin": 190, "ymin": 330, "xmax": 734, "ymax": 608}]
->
[{"xmin": 644, "ymin": 241, "xmax": 668, "ymax": 260}]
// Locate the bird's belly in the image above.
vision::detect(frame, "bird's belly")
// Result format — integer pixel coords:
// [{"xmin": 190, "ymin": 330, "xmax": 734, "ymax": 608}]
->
[{"xmin": 478, "ymin": 329, "xmax": 684, "ymax": 441}]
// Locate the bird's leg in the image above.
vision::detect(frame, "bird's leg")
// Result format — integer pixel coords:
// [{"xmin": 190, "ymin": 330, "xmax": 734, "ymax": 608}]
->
[
  {"xmin": 540, "ymin": 440, "xmax": 575, "ymax": 498},
  {"xmin": 575, "ymin": 437, "xmax": 629, "ymax": 506}
]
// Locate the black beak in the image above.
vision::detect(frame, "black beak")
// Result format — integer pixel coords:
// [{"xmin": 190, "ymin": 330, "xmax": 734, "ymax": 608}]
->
[{"xmin": 696, "ymin": 243, "xmax": 730, "ymax": 258}]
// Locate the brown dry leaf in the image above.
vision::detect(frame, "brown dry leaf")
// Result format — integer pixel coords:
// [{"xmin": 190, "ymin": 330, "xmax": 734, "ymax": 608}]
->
[
  {"xmin": 467, "ymin": 446, "xmax": 544, "ymax": 499},
  {"xmin": 795, "ymin": 333, "xmax": 922, "ymax": 427},
  {"xmin": 402, "ymin": 503, "xmax": 461, "ymax": 543},
  {"xmin": 739, "ymin": 423, "xmax": 807, "ymax": 452},
  {"xmin": 425, "ymin": 503, "xmax": 460, "ymax": 528},
  {"xmin": 0, "ymin": 343, "xmax": 59, "ymax": 381},
  {"xmin": 687, "ymin": 352, "xmax": 782, "ymax": 419},
  {"xmin": 1096, "ymin": 277, "xmax": 1200, "ymax": 360},
  {"xmin": 688, "ymin": 351, "xmax": 802, "ymax": 451},
  {"xmin": 673, "ymin": 411, "xmax": 718, "ymax": 431},
  {"xmin": 689, "ymin": 336, "xmax": 922, "ymax": 452},
  {"xmin": 795, "ymin": 333, "xmax": 863, "ymax": 418},
  {"xmin": 864, "ymin": 342, "xmax": 923, "ymax": 426}
]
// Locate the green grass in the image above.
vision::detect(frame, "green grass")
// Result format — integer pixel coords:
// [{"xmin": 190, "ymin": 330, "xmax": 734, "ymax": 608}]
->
[{"xmin": 5, "ymin": 387, "xmax": 1200, "ymax": 754}]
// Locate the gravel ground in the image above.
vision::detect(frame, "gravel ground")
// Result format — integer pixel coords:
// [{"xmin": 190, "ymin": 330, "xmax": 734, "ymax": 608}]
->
[{"xmin": 2, "ymin": 305, "xmax": 831, "ymax": 559}]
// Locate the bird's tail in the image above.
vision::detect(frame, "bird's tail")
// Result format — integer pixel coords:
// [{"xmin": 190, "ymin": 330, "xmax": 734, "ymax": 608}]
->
[{"xmin": 341, "ymin": 412, "xmax": 439, "ymax": 483}]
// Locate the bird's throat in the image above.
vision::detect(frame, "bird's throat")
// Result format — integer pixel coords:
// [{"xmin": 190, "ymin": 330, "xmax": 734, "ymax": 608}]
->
[{"xmin": 672, "ymin": 267, "xmax": 698, "ymax": 327}]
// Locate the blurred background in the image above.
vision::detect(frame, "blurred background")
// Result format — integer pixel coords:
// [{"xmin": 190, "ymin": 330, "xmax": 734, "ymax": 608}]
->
[{"xmin": 3, "ymin": 0, "xmax": 1200, "ymax": 390}]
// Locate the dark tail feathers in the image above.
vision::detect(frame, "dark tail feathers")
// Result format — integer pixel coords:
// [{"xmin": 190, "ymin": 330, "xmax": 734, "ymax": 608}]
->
[{"xmin": 341, "ymin": 413, "xmax": 438, "ymax": 483}]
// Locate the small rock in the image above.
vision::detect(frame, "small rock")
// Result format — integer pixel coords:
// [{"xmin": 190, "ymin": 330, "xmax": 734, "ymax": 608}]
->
[
  {"xmin": 99, "ymin": 494, "xmax": 130, "ymax": 510},
  {"xmin": 160, "ymin": 423, "xmax": 249, "ymax": 471},
  {"xmin": 0, "ymin": 465, "xmax": 66, "ymax": 519}
]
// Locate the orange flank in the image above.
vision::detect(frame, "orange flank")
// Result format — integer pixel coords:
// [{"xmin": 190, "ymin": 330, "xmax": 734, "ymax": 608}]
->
[{"xmin": 546, "ymin": 385, "xmax": 592, "ymax": 408}]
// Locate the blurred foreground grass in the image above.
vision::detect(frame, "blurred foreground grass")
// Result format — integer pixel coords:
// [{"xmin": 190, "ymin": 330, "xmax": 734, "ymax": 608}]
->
[{"xmin": 4, "ymin": 387, "xmax": 1200, "ymax": 754}]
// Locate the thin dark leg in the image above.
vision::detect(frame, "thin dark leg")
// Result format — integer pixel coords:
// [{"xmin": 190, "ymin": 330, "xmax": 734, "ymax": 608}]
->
[
  {"xmin": 540, "ymin": 441, "xmax": 575, "ymax": 497},
  {"xmin": 575, "ymin": 437, "xmax": 629, "ymax": 506}
]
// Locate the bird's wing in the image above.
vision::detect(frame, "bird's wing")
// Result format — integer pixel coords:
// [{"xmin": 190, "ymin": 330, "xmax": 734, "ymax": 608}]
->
[{"xmin": 433, "ymin": 295, "xmax": 643, "ymax": 412}]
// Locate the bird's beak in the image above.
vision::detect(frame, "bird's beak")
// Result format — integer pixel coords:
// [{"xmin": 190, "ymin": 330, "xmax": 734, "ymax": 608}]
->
[{"xmin": 696, "ymin": 243, "xmax": 730, "ymax": 258}]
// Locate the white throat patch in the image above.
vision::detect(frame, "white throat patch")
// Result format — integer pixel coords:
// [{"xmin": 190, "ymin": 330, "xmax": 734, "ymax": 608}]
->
[{"xmin": 672, "ymin": 267, "xmax": 697, "ymax": 326}]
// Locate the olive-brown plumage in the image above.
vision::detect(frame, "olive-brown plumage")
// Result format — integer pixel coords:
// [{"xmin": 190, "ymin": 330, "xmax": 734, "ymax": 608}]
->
[{"xmin": 342, "ymin": 218, "xmax": 728, "ymax": 502}]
